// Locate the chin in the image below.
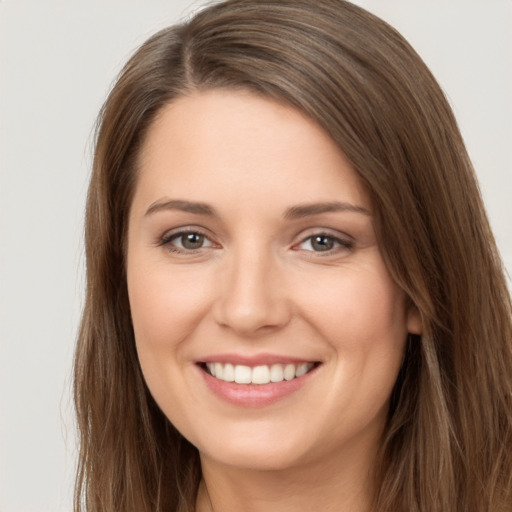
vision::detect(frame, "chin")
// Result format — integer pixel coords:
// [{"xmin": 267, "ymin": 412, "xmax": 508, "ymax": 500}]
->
[
  {"xmin": 190, "ymin": 421, "xmax": 315, "ymax": 471},
  {"xmin": 199, "ymin": 442, "xmax": 307, "ymax": 472}
]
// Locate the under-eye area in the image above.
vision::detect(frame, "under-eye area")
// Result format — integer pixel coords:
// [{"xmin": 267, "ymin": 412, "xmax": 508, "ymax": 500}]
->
[{"xmin": 198, "ymin": 361, "xmax": 322, "ymax": 385}]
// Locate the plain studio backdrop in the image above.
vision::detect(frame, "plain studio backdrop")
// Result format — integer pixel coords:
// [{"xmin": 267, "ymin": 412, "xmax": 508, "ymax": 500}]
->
[{"xmin": 0, "ymin": 1, "xmax": 510, "ymax": 511}]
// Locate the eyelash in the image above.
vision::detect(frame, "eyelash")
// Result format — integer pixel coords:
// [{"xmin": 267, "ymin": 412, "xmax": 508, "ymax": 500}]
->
[
  {"xmin": 159, "ymin": 228, "xmax": 215, "ymax": 254},
  {"xmin": 294, "ymin": 232, "xmax": 354, "ymax": 255},
  {"xmin": 158, "ymin": 229, "xmax": 353, "ymax": 255}
]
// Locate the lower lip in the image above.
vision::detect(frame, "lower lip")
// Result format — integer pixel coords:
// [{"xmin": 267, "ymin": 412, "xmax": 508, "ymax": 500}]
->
[{"xmin": 199, "ymin": 366, "xmax": 317, "ymax": 407}]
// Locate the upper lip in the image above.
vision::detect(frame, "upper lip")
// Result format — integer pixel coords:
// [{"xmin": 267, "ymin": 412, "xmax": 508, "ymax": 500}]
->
[{"xmin": 198, "ymin": 353, "xmax": 320, "ymax": 366}]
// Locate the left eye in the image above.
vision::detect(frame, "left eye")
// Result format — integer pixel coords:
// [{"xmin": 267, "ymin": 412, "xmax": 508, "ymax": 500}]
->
[
  {"xmin": 166, "ymin": 231, "xmax": 214, "ymax": 250},
  {"xmin": 298, "ymin": 234, "xmax": 351, "ymax": 252}
]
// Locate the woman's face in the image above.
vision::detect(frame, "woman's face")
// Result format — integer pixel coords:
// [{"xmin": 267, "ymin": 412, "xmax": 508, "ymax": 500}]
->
[{"xmin": 127, "ymin": 90, "xmax": 421, "ymax": 472}]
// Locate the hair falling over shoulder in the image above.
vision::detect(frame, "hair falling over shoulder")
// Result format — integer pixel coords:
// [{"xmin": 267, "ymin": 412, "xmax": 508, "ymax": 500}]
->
[{"xmin": 73, "ymin": 1, "xmax": 512, "ymax": 511}]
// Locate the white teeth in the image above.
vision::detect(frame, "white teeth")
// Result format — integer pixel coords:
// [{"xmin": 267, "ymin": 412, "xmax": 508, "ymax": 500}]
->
[
  {"xmin": 295, "ymin": 363, "xmax": 309, "ymax": 378},
  {"xmin": 234, "ymin": 365, "xmax": 252, "ymax": 384},
  {"xmin": 252, "ymin": 365, "xmax": 270, "ymax": 384},
  {"xmin": 270, "ymin": 364, "xmax": 284, "ymax": 382},
  {"xmin": 207, "ymin": 363, "xmax": 215, "ymax": 377},
  {"xmin": 223, "ymin": 363, "xmax": 235, "ymax": 382},
  {"xmin": 204, "ymin": 362, "xmax": 315, "ymax": 384},
  {"xmin": 284, "ymin": 364, "xmax": 296, "ymax": 381}
]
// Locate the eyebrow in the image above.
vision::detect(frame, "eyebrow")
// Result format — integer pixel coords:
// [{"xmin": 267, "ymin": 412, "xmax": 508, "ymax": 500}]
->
[
  {"xmin": 284, "ymin": 201, "xmax": 371, "ymax": 219},
  {"xmin": 145, "ymin": 199, "xmax": 217, "ymax": 217},
  {"xmin": 144, "ymin": 199, "xmax": 371, "ymax": 219}
]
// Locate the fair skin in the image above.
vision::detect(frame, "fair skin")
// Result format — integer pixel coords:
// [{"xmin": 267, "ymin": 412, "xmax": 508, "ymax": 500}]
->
[{"xmin": 127, "ymin": 90, "xmax": 421, "ymax": 512}]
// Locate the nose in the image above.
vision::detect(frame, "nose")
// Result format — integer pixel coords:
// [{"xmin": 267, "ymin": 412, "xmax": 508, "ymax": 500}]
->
[{"xmin": 213, "ymin": 247, "xmax": 292, "ymax": 337}]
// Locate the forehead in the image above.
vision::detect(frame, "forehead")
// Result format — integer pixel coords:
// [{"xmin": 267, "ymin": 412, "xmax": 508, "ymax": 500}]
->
[{"xmin": 133, "ymin": 89, "xmax": 369, "ymax": 214}]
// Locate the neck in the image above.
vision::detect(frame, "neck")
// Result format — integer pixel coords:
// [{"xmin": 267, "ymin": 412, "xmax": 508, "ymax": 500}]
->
[{"xmin": 195, "ymin": 445, "xmax": 377, "ymax": 512}]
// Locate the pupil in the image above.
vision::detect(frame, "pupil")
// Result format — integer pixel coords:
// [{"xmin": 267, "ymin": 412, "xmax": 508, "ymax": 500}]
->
[
  {"xmin": 312, "ymin": 235, "xmax": 333, "ymax": 251},
  {"xmin": 182, "ymin": 233, "xmax": 204, "ymax": 249}
]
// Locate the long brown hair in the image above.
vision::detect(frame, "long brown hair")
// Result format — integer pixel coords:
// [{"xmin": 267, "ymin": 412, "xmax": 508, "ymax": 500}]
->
[{"xmin": 74, "ymin": 1, "xmax": 512, "ymax": 510}]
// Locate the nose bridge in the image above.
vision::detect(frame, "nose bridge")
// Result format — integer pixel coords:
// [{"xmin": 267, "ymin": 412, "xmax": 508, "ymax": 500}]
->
[{"xmin": 215, "ymin": 241, "xmax": 290, "ymax": 335}]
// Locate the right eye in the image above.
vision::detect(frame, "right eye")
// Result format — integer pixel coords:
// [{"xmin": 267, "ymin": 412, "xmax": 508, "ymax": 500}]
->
[{"xmin": 160, "ymin": 230, "xmax": 215, "ymax": 253}]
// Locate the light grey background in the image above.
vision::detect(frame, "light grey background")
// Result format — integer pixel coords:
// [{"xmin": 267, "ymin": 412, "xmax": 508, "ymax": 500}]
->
[{"xmin": 0, "ymin": 1, "xmax": 510, "ymax": 511}]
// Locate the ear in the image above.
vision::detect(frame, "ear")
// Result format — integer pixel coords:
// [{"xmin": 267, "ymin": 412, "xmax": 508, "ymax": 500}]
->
[{"xmin": 406, "ymin": 302, "xmax": 423, "ymax": 335}]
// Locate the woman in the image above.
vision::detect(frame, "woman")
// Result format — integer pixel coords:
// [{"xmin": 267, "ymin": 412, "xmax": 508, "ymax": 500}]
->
[{"xmin": 74, "ymin": 1, "xmax": 512, "ymax": 511}]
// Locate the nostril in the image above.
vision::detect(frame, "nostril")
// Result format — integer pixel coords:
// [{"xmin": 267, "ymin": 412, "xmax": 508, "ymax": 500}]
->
[{"xmin": 214, "ymin": 298, "xmax": 292, "ymax": 335}]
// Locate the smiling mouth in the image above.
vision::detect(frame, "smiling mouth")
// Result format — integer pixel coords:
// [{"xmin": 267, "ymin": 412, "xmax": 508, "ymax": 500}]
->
[{"xmin": 200, "ymin": 362, "xmax": 319, "ymax": 385}]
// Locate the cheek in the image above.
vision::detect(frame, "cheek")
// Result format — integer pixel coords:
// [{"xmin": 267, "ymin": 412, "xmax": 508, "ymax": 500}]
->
[
  {"xmin": 126, "ymin": 263, "xmax": 215, "ymax": 422},
  {"xmin": 297, "ymin": 261, "xmax": 408, "ymax": 404},
  {"xmin": 297, "ymin": 263, "xmax": 408, "ymax": 349},
  {"xmin": 127, "ymin": 262, "xmax": 213, "ymax": 356}
]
